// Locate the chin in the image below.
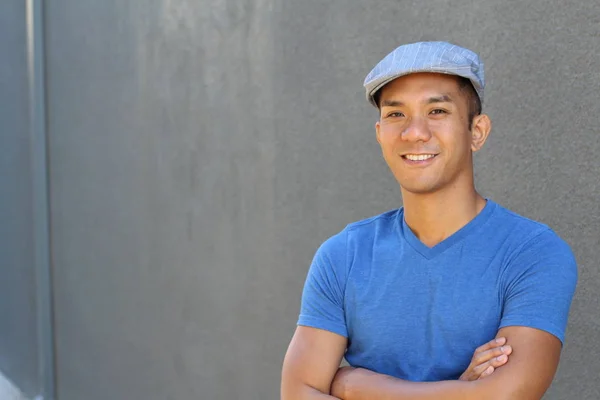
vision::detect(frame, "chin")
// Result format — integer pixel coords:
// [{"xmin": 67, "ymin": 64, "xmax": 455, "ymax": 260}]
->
[{"xmin": 398, "ymin": 181, "xmax": 442, "ymax": 195}]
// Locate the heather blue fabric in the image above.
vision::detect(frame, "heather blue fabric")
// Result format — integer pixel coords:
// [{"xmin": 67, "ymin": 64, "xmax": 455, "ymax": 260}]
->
[
  {"xmin": 297, "ymin": 199, "xmax": 578, "ymax": 381},
  {"xmin": 364, "ymin": 41, "xmax": 485, "ymax": 107}
]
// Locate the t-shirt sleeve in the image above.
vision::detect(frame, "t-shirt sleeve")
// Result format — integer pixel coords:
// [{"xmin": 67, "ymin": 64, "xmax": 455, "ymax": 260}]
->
[
  {"xmin": 297, "ymin": 230, "xmax": 349, "ymax": 338},
  {"xmin": 499, "ymin": 228, "xmax": 578, "ymax": 344}
]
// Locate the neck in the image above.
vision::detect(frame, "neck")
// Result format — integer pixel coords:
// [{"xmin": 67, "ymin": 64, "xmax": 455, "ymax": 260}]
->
[{"xmin": 401, "ymin": 184, "xmax": 486, "ymax": 248}]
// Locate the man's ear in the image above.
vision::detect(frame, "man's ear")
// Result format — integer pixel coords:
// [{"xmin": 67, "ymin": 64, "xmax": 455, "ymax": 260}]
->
[
  {"xmin": 471, "ymin": 114, "xmax": 492, "ymax": 152},
  {"xmin": 375, "ymin": 120, "xmax": 382, "ymax": 145}
]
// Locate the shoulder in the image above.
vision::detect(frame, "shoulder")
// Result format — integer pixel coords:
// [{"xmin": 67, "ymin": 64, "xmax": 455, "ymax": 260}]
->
[
  {"xmin": 491, "ymin": 201, "xmax": 575, "ymax": 257},
  {"xmin": 304, "ymin": 210, "xmax": 400, "ymax": 298},
  {"xmin": 489, "ymin": 201, "xmax": 551, "ymax": 237},
  {"xmin": 315, "ymin": 208, "xmax": 401, "ymax": 260},
  {"xmin": 489, "ymin": 201, "xmax": 577, "ymax": 280},
  {"xmin": 344, "ymin": 208, "xmax": 400, "ymax": 241},
  {"xmin": 345, "ymin": 208, "xmax": 401, "ymax": 230}
]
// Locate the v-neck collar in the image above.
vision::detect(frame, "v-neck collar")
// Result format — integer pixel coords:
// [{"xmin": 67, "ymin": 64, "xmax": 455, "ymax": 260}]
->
[{"xmin": 397, "ymin": 199, "xmax": 497, "ymax": 260}]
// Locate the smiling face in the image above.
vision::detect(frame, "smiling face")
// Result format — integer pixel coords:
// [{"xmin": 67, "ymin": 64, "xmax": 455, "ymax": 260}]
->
[{"xmin": 375, "ymin": 73, "xmax": 491, "ymax": 195}]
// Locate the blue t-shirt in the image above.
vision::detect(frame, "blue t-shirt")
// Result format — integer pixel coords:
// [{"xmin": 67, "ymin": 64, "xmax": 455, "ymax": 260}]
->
[{"xmin": 298, "ymin": 199, "xmax": 578, "ymax": 382}]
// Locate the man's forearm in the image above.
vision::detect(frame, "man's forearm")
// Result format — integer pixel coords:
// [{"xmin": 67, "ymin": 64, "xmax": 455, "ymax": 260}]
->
[
  {"xmin": 282, "ymin": 383, "xmax": 341, "ymax": 400},
  {"xmin": 347, "ymin": 373, "xmax": 475, "ymax": 400},
  {"xmin": 335, "ymin": 368, "xmax": 504, "ymax": 400}
]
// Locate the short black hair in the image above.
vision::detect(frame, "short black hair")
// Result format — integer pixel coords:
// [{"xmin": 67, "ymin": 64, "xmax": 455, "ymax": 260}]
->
[
  {"xmin": 373, "ymin": 76, "xmax": 482, "ymax": 129},
  {"xmin": 457, "ymin": 76, "xmax": 482, "ymax": 126}
]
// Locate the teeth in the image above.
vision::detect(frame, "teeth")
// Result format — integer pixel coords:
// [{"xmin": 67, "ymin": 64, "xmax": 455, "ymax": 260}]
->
[{"xmin": 405, "ymin": 154, "xmax": 435, "ymax": 161}]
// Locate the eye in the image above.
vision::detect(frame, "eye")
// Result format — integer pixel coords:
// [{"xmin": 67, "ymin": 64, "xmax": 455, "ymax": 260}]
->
[
  {"xmin": 430, "ymin": 109, "xmax": 448, "ymax": 115},
  {"xmin": 386, "ymin": 111, "xmax": 405, "ymax": 118}
]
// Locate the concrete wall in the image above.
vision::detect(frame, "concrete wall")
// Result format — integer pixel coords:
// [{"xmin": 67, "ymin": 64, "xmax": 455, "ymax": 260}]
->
[
  {"xmin": 0, "ymin": 1, "xmax": 41, "ymax": 398},
  {"xmin": 2, "ymin": 0, "xmax": 599, "ymax": 399}
]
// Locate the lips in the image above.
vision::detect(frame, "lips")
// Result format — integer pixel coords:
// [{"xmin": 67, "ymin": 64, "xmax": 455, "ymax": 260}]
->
[
  {"xmin": 403, "ymin": 154, "xmax": 436, "ymax": 161},
  {"xmin": 401, "ymin": 153, "xmax": 439, "ymax": 166}
]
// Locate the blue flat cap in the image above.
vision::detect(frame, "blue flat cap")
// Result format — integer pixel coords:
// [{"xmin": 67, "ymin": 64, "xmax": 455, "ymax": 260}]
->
[{"xmin": 364, "ymin": 41, "xmax": 484, "ymax": 107}]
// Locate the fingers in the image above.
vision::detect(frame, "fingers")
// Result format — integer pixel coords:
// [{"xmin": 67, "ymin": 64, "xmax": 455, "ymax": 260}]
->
[
  {"xmin": 479, "ymin": 366, "xmax": 494, "ymax": 379},
  {"xmin": 460, "ymin": 338, "xmax": 513, "ymax": 382},
  {"xmin": 472, "ymin": 344, "xmax": 512, "ymax": 366},
  {"xmin": 472, "ymin": 351, "xmax": 510, "ymax": 374},
  {"xmin": 474, "ymin": 337, "xmax": 506, "ymax": 355}
]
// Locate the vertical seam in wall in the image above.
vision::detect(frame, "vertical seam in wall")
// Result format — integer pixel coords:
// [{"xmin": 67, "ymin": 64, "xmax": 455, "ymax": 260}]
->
[{"xmin": 26, "ymin": 0, "xmax": 56, "ymax": 399}]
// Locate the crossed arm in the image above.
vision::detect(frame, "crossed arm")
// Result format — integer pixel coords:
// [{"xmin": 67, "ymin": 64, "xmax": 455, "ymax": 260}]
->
[{"xmin": 281, "ymin": 325, "xmax": 562, "ymax": 400}]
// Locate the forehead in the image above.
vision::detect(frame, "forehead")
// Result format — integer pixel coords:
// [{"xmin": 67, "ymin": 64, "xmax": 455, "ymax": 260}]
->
[{"xmin": 379, "ymin": 72, "xmax": 462, "ymax": 101}]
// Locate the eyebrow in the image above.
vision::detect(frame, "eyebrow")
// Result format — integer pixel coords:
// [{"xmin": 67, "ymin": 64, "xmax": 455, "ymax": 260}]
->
[
  {"xmin": 426, "ymin": 94, "xmax": 454, "ymax": 104},
  {"xmin": 380, "ymin": 94, "xmax": 454, "ymax": 108},
  {"xmin": 380, "ymin": 99, "xmax": 404, "ymax": 107}
]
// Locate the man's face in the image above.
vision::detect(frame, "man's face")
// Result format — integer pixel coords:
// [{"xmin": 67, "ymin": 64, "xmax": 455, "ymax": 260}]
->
[{"xmin": 375, "ymin": 73, "xmax": 485, "ymax": 195}]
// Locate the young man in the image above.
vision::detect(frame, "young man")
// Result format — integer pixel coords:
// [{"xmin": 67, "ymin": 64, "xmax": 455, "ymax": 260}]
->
[{"xmin": 281, "ymin": 41, "xmax": 578, "ymax": 400}]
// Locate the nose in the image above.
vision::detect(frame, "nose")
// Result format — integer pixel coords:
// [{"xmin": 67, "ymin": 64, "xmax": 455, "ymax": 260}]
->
[{"xmin": 401, "ymin": 117, "xmax": 432, "ymax": 142}]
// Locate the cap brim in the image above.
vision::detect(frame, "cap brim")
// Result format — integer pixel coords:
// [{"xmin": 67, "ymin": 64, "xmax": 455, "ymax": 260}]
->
[{"xmin": 366, "ymin": 67, "xmax": 483, "ymax": 107}]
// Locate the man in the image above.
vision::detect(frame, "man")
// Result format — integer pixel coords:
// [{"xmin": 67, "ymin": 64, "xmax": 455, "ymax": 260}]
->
[{"xmin": 281, "ymin": 41, "xmax": 578, "ymax": 399}]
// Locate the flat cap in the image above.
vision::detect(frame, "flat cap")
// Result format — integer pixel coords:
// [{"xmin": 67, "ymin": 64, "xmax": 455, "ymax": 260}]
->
[{"xmin": 364, "ymin": 41, "xmax": 484, "ymax": 107}]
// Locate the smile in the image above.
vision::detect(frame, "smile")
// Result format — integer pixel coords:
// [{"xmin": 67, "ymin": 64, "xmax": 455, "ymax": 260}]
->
[{"xmin": 402, "ymin": 154, "xmax": 437, "ymax": 161}]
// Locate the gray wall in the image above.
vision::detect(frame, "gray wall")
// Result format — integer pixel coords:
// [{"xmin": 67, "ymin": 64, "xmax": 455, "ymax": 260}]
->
[
  {"xmin": 2, "ymin": 0, "xmax": 599, "ymax": 399},
  {"xmin": 0, "ymin": 1, "xmax": 41, "ymax": 397}
]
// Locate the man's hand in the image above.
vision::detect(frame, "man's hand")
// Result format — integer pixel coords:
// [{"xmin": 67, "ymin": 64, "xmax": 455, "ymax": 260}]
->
[
  {"xmin": 330, "ymin": 366, "xmax": 366, "ymax": 399},
  {"xmin": 459, "ymin": 337, "xmax": 512, "ymax": 381},
  {"xmin": 331, "ymin": 337, "xmax": 513, "ymax": 398}
]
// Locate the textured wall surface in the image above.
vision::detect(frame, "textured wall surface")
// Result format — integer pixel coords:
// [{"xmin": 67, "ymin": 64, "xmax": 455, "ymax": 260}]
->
[
  {"xmin": 13, "ymin": 0, "xmax": 599, "ymax": 399},
  {"xmin": 0, "ymin": 1, "xmax": 41, "ymax": 398}
]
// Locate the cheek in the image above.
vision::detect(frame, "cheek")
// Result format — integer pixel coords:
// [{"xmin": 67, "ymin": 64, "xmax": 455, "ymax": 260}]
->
[
  {"xmin": 379, "ymin": 136, "xmax": 400, "ymax": 160},
  {"xmin": 435, "ymin": 123, "xmax": 472, "ymax": 151},
  {"xmin": 378, "ymin": 125, "xmax": 401, "ymax": 146}
]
